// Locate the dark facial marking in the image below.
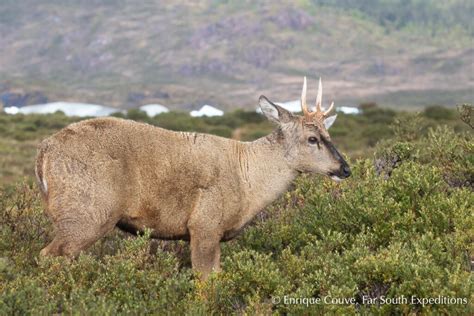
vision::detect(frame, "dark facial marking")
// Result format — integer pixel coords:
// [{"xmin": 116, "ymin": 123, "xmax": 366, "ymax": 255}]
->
[
  {"xmin": 320, "ymin": 135, "xmax": 345, "ymax": 164},
  {"xmin": 320, "ymin": 134, "xmax": 351, "ymax": 178}
]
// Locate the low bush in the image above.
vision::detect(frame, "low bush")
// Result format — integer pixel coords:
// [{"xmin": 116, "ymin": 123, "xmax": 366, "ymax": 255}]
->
[
  {"xmin": 1, "ymin": 119, "xmax": 472, "ymax": 314},
  {"xmin": 424, "ymin": 105, "xmax": 456, "ymax": 121}
]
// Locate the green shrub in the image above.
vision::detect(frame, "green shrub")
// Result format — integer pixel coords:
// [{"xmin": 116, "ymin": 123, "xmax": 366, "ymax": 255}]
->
[
  {"xmin": 424, "ymin": 105, "xmax": 456, "ymax": 121},
  {"xmin": 125, "ymin": 109, "xmax": 149, "ymax": 122},
  {"xmin": 208, "ymin": 126, "xmax": 233, "ymax": 138},
  {"xmin": 0, "ymin": 111, "xmax": 472, "ymax": 314},
  {"xmin": 362, "ymin": 107, "xmax": 396, "ymax": 125},
  {"xmin": 457, "ymin": 103, "xmax": 473, "ymax": 129}
]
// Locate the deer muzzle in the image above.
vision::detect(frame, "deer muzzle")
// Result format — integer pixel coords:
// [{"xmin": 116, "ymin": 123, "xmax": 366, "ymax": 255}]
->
[{"xmin": 328, "ymin": 162, "xmax": 351, "ymax": 181}]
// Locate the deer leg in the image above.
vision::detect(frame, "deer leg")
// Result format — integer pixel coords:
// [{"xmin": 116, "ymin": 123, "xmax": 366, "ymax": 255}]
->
[
  {"xmin": 187, "ymin": 188, "xmax": 225, "ymax": 280},
  {"xmin": 189, "ymin": 228, "xmax": 222, "ymax": 280},
  {"xmin": 40, "ymin": 208, "xmax": 120, "ymax": 258}
]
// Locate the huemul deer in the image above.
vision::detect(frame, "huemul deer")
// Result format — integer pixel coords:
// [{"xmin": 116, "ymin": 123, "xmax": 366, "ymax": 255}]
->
[{"xmin": 36, "ymin": 78, "xmax": 350, "ymax": 279}]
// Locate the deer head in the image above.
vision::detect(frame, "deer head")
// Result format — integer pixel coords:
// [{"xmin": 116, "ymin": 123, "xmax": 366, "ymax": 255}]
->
[{"xmin": 259, "ymin": 77, "xmax": 351, "ymax": 181}]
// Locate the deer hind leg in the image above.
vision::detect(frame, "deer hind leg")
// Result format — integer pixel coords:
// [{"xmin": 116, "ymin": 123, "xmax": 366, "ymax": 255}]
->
[{"xmin": 40, "ymin": 207, "xmax": 120, "ymax": 258}]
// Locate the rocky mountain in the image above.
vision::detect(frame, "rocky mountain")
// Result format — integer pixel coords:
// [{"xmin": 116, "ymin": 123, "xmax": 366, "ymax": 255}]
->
[{"xmin": 0, "ymin": 0, "xmax": 472, "ymax": 110}]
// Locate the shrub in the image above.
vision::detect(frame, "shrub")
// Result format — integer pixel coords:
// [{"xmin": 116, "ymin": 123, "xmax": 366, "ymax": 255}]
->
[
  {"xmin": 363, "ymin": 107, "xmax": 396, "ymax": 125},
  {"xmin": 424, "ymin": 105, "xmax": 456, "ymax": 121},
  {"xmin": 125, "ymin": 109, "xmax": 149, "ymax": 122},
  {"xmin": 0, "ymin": 111, "xmax": 472, "ymax": 314},
  {"xmin": 457, "ymin": 103, "xmax": 473, "ymax": 129},
  {"xmin": 359, "ymin": 102, "xmax": 378, "ymax": 111}
]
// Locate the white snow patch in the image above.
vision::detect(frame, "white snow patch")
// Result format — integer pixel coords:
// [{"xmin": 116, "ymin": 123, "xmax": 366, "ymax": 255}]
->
[
  {"xmin": 139, "ymin": 104, "xmax": 169, "ymax": 117},
  {"xmin": 4, "ymin": 106, "xmax": 20, "ymax": 114},
  {"xmin": 190, "ymin": 105, "xmax": 224, "ymax": 117},
  {"xmin": 337, "ymin": 106, "xmax": 360, "ymax": 115},
  {"xmin": 6, "ymin": 102, "xmax": 122, "ymax": 117}
]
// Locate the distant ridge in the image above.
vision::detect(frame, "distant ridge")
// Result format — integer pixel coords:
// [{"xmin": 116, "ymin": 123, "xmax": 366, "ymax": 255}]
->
[{"xmin": 0, "ymin": 0, "xmax": 472, "ymax": 109}]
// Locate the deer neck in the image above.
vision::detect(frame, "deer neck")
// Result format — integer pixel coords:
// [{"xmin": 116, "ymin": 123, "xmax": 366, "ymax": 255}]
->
[{"xmin": 238, "ymin": 131, "xmax": 299, "ymax": 219}]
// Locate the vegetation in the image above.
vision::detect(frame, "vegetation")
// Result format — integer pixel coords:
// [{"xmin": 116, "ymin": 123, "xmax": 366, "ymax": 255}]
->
[{"xmin": 0, "ymin": 106, "xmax": 473, "ymax": 314}]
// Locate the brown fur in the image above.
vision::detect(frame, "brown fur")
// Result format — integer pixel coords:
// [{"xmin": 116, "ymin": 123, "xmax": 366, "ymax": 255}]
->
[{"xmin": 37, "ymin": 101, "xmax": 349, "ymax": 279}]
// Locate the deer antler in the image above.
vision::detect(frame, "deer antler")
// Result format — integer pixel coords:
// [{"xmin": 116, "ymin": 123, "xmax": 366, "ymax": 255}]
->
[
  {"xmin": 324, "ymin": 101, "xmax": 334, "ymax": 116},
  {"xmin": 315, "ymin": 77, "xmax": 322, "ymax": 113},
  {"xmin": 300, "ymin": 77, "xmax": 335, "ymax": 120},
  {"xmin": 301, "ymin": 76, "xmax": 311, "ymax": 118}
]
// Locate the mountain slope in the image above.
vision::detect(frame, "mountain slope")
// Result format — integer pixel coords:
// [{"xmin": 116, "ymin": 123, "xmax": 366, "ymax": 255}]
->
[{"xmin": 0, "ymin": 0, "xmax": 472, "ymax": 110}]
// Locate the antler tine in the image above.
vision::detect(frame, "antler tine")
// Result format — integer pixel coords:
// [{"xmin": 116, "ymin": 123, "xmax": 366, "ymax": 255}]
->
[
  {"xmin": 301, "ymin": 76, "xmax": 310, "ymax": 116},
  {"xmin": 324, "ymin": 101, "xmax": 335, "ymax": 116},
  {"xmin": 315, "ymin": 77, "xmax": 322, "ymax": 113}
]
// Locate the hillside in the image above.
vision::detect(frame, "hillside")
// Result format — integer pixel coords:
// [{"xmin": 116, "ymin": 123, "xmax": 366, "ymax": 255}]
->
[{"xmin": 0, "ymin": 0, "xmax": 473, "ymax": 110}]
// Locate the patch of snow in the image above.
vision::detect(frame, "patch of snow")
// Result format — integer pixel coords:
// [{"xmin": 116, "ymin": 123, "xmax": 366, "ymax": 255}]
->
[
  {"xmin": 190, "ymin": 105, "xmax": 224, "ymax": 117},
  {"xmin": 139, "ymin": 104, "xmax": 169, "ymax": 117},
  {"xmin": 4, "ymin": 106, "xmax": 20, "ymax": 114},
  {"xmin": 7, "ymin": 102, "xmax": 123, "ymax": 117},
  {"xmin": 337, "ymin": 106, "xmax": 360, "ymax": 115}
]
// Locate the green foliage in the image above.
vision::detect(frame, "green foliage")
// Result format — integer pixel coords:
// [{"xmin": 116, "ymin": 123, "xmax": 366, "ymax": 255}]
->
[
  {"xmin": 0, "ymin": 112, "xmax": 78, "ymax": 141},
  {"xmin": 458, "ymin": 103, "xmax": 473, "ymax": 129},
  {"xmin": 124, "ymin": 109, "xmax": 149, "ymax": 122},
  {"xmin": 0, "ymin": 113, "xmax": 472, "ymax": 314},
  {"xmin": 424, "ymin": 105, "xmax": 456, "ymax": 121}
]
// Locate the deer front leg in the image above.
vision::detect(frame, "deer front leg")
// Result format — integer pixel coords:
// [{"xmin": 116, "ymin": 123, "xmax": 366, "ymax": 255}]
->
[
  {"xmin": 189, "ymin": 228, "xmax": 222, "ymax": 280},
  {"xmin": 188, "ymin": 188, "xmax": 225, "ymax": 280}
]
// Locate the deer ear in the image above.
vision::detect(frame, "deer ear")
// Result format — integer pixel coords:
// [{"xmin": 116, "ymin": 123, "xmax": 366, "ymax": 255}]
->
[
  {"xmin": 324, "ymin": 114, "xmax": 337, "ymax": 129},
  {"xmin": 259, "ymin": 95, "xmax": 293, "ymax": 124}
]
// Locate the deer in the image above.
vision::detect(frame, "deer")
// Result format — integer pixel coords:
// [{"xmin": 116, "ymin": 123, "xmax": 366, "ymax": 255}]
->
[{"xmin": 35, "ymin": 77, "xmax": 351, "ymax": 279}]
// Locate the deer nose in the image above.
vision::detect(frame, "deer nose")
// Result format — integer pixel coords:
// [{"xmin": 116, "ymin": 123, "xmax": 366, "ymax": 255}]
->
[{"xmin": 340, "ymin": 164, "xmax": 351, "ymax": 178}]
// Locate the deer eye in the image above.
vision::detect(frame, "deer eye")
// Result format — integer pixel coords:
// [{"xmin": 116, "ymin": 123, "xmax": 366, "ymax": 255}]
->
[{"xmin": 308, "ymin": 137, "xmax": 319, "ymax": 146}]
